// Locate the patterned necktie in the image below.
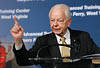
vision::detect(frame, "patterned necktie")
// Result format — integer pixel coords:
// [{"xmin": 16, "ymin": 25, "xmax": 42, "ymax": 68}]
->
[{"xmin": 60, "ymin": 37, "xmax": 70, "ymax": 62}]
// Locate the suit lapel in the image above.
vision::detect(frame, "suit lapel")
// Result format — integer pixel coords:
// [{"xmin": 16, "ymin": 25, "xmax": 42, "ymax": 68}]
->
[
  {"xmin": 47, "ymin": 33, "xmax": 61, "ymax": 58},
  {"xmin": 69, "ymin": 28, "xmax": 81, "ymax": 58},
  {"xmin": 69, "ymin": 28, "xmax": 80, "ymax": 45}
]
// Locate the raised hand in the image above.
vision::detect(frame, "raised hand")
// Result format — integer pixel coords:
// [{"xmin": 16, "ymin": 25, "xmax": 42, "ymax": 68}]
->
[{"xmin": 10, "ymin": 17, "xmax": 24, "ymax": 46}]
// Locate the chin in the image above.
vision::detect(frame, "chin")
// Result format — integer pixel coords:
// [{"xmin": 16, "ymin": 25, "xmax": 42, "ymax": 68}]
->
[{"xmin": 53, "ymin": 31, "xmax": 61, "ymax": 35}]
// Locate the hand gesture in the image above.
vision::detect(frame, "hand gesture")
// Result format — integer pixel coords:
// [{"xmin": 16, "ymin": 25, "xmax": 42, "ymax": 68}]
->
[{"xmin": 10, "ymin": 17, "xmax": 24, "ymax": 46}]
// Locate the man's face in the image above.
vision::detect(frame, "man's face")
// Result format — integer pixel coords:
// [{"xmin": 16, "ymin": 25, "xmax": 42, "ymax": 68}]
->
[{"xmin": 49, "ymin": 8, "xmax": 71, "ymax": 36}]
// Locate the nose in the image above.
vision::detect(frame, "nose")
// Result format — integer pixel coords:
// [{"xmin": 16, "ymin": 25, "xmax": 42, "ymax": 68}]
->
[{"xmin": 54, "ymin": 20, "xmax": 58, "ymax": 27}]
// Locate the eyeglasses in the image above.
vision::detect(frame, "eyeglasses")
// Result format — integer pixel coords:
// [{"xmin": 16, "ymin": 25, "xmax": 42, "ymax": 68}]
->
[{"xmin": 50, "ymin": 18, "xmax": 67, "ymax": 23}]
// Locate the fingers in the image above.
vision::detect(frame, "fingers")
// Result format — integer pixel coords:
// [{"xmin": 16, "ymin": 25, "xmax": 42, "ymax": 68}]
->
[
  {"xmin": 11, "ymin": 25, "xmax": 24, "ymax": 33},
  {"xmin": 14, "ymin": 16, "xmax": 19, "ymax": 26},
  {"xmin": 19, "ymin": 26, "xmax": 24, "ymax": 32},
  {"xmin": 12, "ymin": 17, "xmax": 20, "ymax": 33},
  {"xmin": 11, "ymin": 17, "xmax": 24, "ymax": 34},
  {"xmin": 10, "ymin": 25, "xmax": 20, "ymax": 34}
]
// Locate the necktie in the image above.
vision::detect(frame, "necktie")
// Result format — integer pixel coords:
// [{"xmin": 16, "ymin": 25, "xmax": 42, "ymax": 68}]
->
[{"xmin": 60, "ymin": 37, "xmax": 70, "ymax": 62}]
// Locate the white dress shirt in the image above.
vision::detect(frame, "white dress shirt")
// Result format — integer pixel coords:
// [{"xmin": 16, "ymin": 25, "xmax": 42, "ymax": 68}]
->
[{"xmin": 55, "ymin": 29, "xmax": 71, "ymax": 56}]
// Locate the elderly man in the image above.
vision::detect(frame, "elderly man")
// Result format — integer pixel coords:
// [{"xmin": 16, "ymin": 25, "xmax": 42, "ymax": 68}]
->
[{"xmin": 10, "ymin": 4, "xmax": 100, "ymax": 68}]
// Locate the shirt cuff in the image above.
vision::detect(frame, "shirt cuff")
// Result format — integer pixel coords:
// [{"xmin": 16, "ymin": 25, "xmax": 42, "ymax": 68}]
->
[{"xmin": 15, "ymin": 44, "xmax": 23, "ymax": 50}]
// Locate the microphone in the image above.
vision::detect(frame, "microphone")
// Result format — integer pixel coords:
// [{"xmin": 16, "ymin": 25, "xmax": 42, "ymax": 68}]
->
[
  {"xmin": 28, "ymin": 44, "xmax": 72, "ymax": 62},
  {"xmin": 36, "ymin": 44, "xmax": 72, "ymax": 59}
]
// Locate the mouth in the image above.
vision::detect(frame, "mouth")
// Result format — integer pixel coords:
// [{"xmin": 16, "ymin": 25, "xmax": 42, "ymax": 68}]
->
[
  {"xmin": 53, "ymin": 28, "xmax": 61, "ymax": 32},
  {"xmin": 53, "ymin": 29, "xmax": 61, "ymax": 32},
  {"xmin": 53, "ymin": 27, "xmax": 61, "ymax": 30}
]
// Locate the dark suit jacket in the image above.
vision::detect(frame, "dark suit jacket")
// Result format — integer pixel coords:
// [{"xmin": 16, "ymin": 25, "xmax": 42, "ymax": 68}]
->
[{"xmin": 13, "ymin": 29, "xmax": 100, "ymax": 68}]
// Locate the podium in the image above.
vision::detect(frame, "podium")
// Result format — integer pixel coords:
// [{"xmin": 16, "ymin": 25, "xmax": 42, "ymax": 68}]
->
[
  {"xmin": 29, "ymin": 54, "xmax": 100, "ymax": 63},
  {"xmin": 88, "ymin": 54, "xmax": 100, "ymax": 64},
  {"xmin": 29, "ymin": 54, "xmax": 100, "ymax": 68},
  {"xmin": 29, "ymin": 44, "xmax": 100, "ymax": 68}
]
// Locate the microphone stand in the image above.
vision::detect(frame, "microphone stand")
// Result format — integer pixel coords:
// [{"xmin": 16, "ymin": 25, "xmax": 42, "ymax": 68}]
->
[
  {"xmin": 28, "ymin": 44, "xmax": 100, "ymax": 68},
  {"xmin": 28, "ymin": 44, "xmax": 72, "ymax": 67}
]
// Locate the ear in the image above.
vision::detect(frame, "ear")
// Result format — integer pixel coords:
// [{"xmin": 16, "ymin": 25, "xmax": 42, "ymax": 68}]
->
[{"xmin": 67, "ymin": 18, "xmax": 72, "ymax": 27}]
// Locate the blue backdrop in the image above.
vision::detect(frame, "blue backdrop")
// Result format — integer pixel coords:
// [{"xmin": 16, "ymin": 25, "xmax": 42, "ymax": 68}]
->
[{"xmin": 0, "ymin": 0, "xmax": 100, "ymax": 68}]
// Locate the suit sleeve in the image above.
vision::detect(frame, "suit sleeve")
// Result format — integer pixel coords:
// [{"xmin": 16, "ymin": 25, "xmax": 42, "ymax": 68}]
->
[
  {"xmin": 85, "ymin": 32, "xmax": 100, "ymax": 54},
  {"xmin": 13, "ymin": 37, "xmax": 43, "ymax": 66}
]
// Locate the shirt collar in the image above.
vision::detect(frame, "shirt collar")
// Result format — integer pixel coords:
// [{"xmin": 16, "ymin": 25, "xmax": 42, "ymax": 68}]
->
[{"xmin": 55, "ymin": 29, "xmax": 70, "ymax": 42}]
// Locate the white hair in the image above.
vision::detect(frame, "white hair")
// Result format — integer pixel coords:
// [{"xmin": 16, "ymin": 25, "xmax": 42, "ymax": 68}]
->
[{"xmin": 49, "ymin": 4, "xmax": 71, "ymax": 20}]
